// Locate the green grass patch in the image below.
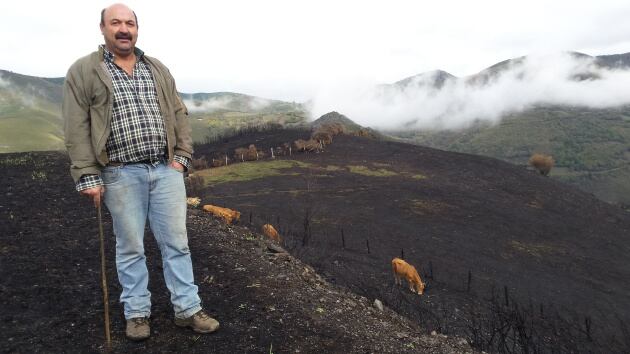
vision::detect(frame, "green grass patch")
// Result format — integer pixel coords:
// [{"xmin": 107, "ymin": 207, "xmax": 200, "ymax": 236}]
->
[
  {"xmin": 196, "ymin": 160, "xmax": 310, "ymax": 185},
  {"xmin": 407, "ymin": 173, "xmax": 427, "ymax": 180},
  {"xmin": 0, "ymin": 107, "xmax": 64, "ymax": 153},
  {"xmin": 347, "ymin": 165, "xmax": 398, "ymax": 177},
  {"xmin": 372, "ymin": 162, "xmax": 391, "ymax": 168},
  {"xmin": 188, "ymin": 111, "xmax": 308, "ymax": 143}
]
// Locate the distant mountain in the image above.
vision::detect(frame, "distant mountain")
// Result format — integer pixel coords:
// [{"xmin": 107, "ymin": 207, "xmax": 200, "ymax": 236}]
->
[
  {"xmin": 392, "ymin": 70, "xmax": 456, "ymax": 90},
  {"xmin": 384, "ymin": 51, "xmax": 630, "ymax": 90},
  {"xmin": 0, "ymin": 70, "xmax": 307, "ymax": 152},
  {"xmin": 180, "ymin": 91, "xmax": 305, "ymax": 114},
  {"xmin": 595, "ymin": 52, "xmax": 630, "ymax": 69},
  {"xmin": 0, "ymin": 70, "xmax": 65, "ymax": 152},
  {"xmin": 311, "ymin": 111, "xmax": 363, "ymax": 132},
  {"xmin": 0, "ymin": 70, "xmax": 63, "ymax": 104},
  {"xmin": 381, "ymin": 51, "xmax": 630, "ymax": 205},
  {"xmin": 390, "ymin": 105, "xmax": 630, "ymax": 205}
]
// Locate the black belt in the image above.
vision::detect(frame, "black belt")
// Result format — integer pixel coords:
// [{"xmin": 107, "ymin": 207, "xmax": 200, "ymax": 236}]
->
[{"xmin": 107, "ymin": 159, "xmax": 154, "ymax": 167}]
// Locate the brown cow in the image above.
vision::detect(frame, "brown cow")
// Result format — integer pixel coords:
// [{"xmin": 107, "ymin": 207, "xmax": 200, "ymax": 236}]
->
[
  {"xmin": 391, "ymin": 258, "xmax": 425, "ymax": 295},
  {"xmin": 202, "ymin": 204, "xmax": 241, "ymax": 225},
  {"xmin": 293, "ymin": 138, "xmax": 320, "ymax": 152},
  {"xmin": 234, "ymin": 147, "xmax": 248, "ymax": 162},
  {"xmin": 311, "ymin": 131, "xmax": 332, "ymax": 145},
  {"xmin": 261, "ymin": 224, "xmax": 281, "ymax": 242}
]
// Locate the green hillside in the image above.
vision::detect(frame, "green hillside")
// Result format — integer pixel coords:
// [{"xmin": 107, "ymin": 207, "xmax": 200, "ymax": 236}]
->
[
  {"xmin": 189, "ymin": 110, "xmax": 308, "ymax": 143},
  {"xmin": 0, "ymin": 70, "xmax": 308, "ymax": 152},
  {"xmin": 182, "ymin": 91, "xmax": 309, "ymax": 142},
  {"xmin": 0, "ymin": 70, "xmax": 64, "ymax": 153},
  {"xmin": 389, "ymin": 105, "xmax": 630, "ymax": 204}
]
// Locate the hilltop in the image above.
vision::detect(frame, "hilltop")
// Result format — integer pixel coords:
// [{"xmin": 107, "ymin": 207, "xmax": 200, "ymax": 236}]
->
[{"xmin": 383, "ymin": 51, "xmax": 630, "ymax": 91}]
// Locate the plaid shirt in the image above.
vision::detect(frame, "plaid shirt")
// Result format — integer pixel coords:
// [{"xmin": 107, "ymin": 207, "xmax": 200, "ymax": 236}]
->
[{"xmin": 76, "ymin": 46, "xmax": 190, "ymax": 191}]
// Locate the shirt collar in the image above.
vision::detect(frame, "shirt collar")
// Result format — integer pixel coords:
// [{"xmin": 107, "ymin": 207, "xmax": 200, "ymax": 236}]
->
[{"xmin": 100, "ymin": 44, "xmax": 145, "ymax": 63}]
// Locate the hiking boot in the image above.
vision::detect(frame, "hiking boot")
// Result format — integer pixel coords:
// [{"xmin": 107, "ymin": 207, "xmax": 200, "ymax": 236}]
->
[
  {"xmin": 126, "ymin": 317, "xmax": 150, "ymax": 341},
  {"xmin": 174, "ymin": 310, "xmax": 220, "ymax": 333}
]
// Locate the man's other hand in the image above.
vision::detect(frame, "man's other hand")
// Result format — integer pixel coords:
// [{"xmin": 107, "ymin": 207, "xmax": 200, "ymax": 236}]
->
[
  {"xmin": 170, "ymin": 161, "xmax": 185, "ymax": 172},
  {"xmin": 80, "ymin": 186, "xmax": 104, "ymax": 208}
]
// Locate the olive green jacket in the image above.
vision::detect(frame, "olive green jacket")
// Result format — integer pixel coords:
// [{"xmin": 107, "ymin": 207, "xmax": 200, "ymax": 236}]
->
[{"xmin": 62, "ymin": 46, "xmax": 192, "ymax": 183}]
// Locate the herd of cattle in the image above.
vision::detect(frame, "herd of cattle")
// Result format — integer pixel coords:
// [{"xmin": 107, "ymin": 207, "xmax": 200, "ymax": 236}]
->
[
  {"xmin": 186, "ymin": 122, "xmax": 424, "ymax": 294},
  {"xmin": 203, "ymin": 122, "xmax": 377, "ymax": 168},
  {"xmin": 186, "ymin": 199, "xmax": 426, "ymax": 295}
]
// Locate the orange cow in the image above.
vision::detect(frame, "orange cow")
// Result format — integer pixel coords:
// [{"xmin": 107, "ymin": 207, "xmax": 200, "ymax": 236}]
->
[
  {"xmin": 391, "ymin": 258, "xmax": 426, "ymax": 295},
  {"xmin": 202, "ymin": 204, "xmax": 241, "ymax": 225},
  {"xmin": 262, "ymin": 224, "xmax": 281, "ymax": 242}
]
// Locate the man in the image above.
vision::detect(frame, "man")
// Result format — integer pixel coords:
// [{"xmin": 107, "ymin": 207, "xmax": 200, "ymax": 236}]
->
[{"xmin": 63, "ymin": 3, "xmax": 219, "ymax": 341}]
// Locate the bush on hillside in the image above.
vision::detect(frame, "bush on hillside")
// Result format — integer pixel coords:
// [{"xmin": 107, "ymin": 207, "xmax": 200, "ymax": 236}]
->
[
  {"xmin": 529, "ymin": 153, "xmax": 554, "ymax": 176},
  {"xmin": 192, "ymin": 156, "xmax": 209, "ymax": 171},
  {"xmin": 211, "ymin": 157, "xmax": 230, "ymax": 167}
]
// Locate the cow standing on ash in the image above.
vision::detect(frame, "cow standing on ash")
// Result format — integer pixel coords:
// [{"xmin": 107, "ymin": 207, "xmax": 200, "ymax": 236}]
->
[{"xmin": 392, "ymin": 258, "xmax": 426, "ymax": 295}]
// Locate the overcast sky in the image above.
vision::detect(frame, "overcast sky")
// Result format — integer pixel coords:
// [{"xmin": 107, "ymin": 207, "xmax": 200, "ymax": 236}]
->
[{"xmin": 1, "ymin": 0, "xmax": 629, "ymax": 102}]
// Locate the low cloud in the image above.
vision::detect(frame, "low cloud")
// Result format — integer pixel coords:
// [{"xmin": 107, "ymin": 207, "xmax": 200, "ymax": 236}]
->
[
  {"xmin": 183, "ymin": 95, "xmax": 271, "ymax": 113},
  {"xmin": 311, "ymin": 52, "xmax": 630, "ymax": 130},
  {"xmin": 184, "ymin": 96, "xmax": 235, "ymax": 113},
  {"xmin": 0, "ymin": 74, "xmax": 10, "ymax": 88},
  {"xmin": 247, "ymin": 96, "xmax": 271, "ymax": 111}
]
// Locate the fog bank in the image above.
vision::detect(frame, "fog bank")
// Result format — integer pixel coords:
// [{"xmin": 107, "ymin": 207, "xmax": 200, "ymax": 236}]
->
[{"xmin": 311, "ymin": 52, "xmax": 630, "ymax": 130}]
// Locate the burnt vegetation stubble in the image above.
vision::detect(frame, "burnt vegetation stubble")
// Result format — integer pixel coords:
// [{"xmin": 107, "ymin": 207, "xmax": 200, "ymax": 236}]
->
[
  {"xmin": 1, "ymin": 150, "xmax": 474, "ymax": 353},
  {"xmin": 193, "ymin": 127, "xmax": 630, "ymax": 353}
]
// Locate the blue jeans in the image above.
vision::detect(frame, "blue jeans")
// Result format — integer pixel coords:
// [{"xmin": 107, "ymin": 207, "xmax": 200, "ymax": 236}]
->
[{"xmin": 101, "ymin": 161, "xmax": 201, "ymax": 320}]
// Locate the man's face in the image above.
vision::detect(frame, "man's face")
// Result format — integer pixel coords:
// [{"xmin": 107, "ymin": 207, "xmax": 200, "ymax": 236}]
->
[{"xmin": 100, "ymin": 5, "xmax": 138, "ymax": 57}]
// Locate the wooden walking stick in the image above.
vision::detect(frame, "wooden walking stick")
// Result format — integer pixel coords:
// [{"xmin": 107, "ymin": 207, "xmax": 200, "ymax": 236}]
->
[{"xmin": 97, "ymin": 203, "xmax": 112, "ymax": 350}]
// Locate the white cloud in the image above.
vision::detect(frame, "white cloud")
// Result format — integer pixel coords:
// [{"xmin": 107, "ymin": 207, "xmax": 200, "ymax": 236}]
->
[
  {"xmin": 184, "ymin": 95, "xmax": 272, "ymax": 113},
  {"xmin": 184, "ymin": 96, "xmax": 235, "ymax": 113},
  {"xmin": 311, "ymin": 53, "xmax": 630, "ymax": 130},
  {"xmin": 0, "ymin": 74, "xmax": 9, "ymax": 88},
  {"xmin": 0, "ymin": 0, "xmax": 629, "ymax": 104},
  {"xmin": 247, "ymin": 97, "xmax": 271, "ymax": 111}
]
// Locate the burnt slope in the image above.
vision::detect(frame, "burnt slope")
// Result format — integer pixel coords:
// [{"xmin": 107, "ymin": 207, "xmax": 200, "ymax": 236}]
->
[
  {"xmin": 195, "ymin": 132, "xmax": 630, "ymax": 351},
  {"xmin": 0, "ymin": 151, "xmax": 470, "ymax": 353}
]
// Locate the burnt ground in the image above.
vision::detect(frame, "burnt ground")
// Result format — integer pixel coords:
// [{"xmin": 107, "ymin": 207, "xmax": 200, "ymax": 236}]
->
[
  {"xmin": 0, "ymin": 151, "xmax": 472, "ymax": 353},
  {"xmin": 194, "ymin": 130, "xmax": 630, "ymax": 353}
]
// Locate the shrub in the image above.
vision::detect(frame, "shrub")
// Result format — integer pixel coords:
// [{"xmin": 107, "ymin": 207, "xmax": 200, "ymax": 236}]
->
[
  {"xmin": 211, "ymin": 157, "xmax": 230, "ymax": 167},
  {"xmin": 529, "ymin": 153, "xmax": 554, "ymax": 176},
  {"xmin": 192, "ymin": 156, "xmax": 209, "ymax": 171}
]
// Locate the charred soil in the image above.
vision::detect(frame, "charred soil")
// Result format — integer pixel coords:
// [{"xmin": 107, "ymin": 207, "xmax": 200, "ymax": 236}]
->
[
  {"xmin": 0, "ymin": 151, "xmax": 471, "ymax": 353},
  {"xmin": 194, "ymin": 132, "xmax": 630, "ymax": 353}
]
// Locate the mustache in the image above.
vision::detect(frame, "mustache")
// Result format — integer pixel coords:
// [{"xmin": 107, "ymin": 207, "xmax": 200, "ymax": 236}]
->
[{"xmin": 115, "ymin": 32, "xmax": 133, "ymax": 40}]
